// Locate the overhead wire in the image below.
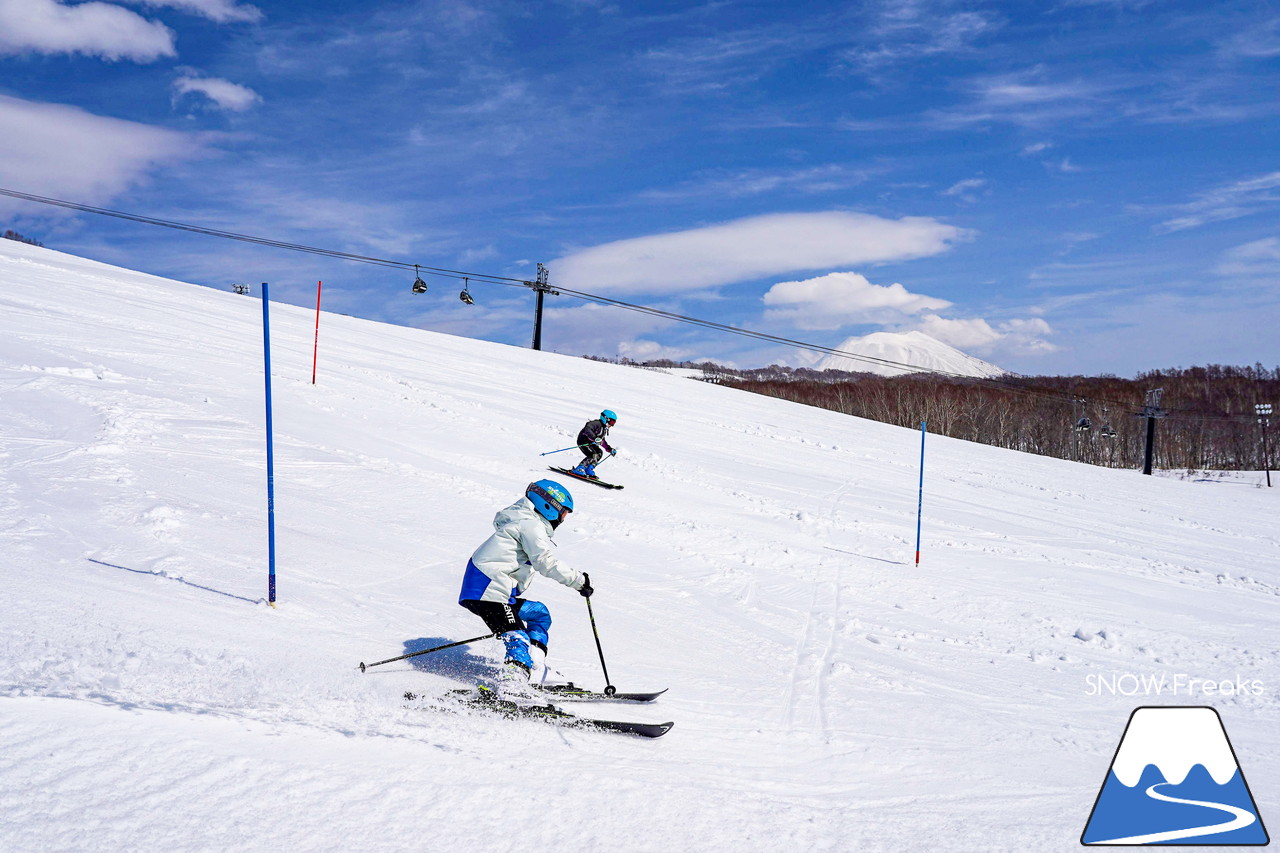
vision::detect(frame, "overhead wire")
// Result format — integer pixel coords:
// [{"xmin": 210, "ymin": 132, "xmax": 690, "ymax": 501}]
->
[{"xmin": 1, "ymin": 185, "xmax": 1267, "ymax": 426}]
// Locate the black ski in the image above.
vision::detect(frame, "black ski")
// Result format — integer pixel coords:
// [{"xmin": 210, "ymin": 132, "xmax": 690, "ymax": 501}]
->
[
  {"xmin": 548, "ymin": 467, "xmax": 624, "ymax": 489},
  {"xmin": 532, "ymin": 684, "xmax": 667, "ymax": 703},
  {"xmin": 405, "ymin": 689, "xmax": 673, "ymax": 738}
]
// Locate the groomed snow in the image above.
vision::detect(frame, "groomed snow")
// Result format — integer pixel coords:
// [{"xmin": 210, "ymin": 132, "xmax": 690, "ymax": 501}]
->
[{"xmin": 1, "ymin": 240, "xmax": 1276, "ymax": 852}]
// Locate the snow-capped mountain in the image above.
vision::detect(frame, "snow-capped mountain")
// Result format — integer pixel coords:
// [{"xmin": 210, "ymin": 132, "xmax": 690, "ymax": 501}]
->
[{"xmin": 817, "ymin": 330, "xmax": 1008, "ymax": 377}]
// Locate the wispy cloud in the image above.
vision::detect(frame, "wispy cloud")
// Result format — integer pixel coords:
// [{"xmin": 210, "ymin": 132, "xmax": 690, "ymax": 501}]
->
[
  {"xmin": 638, "ymin": 165, "xmax": 877, "ymax": 202},
  {"xmin": 550, "ymin": 211, "xmax": 971, "ymax": 295},
  {"xmin": 762, "ymin": 271, "xmax": 951, "ymax": 330},
  {"xmin": 1054, "ymin": 0, "xmax": 1161, "ymax": 8},
  {"xmin": 1214, "ymin": 237, "xmax": 1280, "ymax": 278},
  {"xmin": 926, "ymin": 68, "xmax": 1102, "ymax": 129},
  {"xmin": 1218, "ymin": 17, "xmax": 1280, "ymax": 59},
  {"xmin": 172, "ymin": 73, "xmax": 261, "ymax": 111},
  {"xmin": 0, "ymin": 0, "xmax": 175, "ymax": 61},
  {"xmin": 638, "ymin": 25, "xmax": 825, "ymax": 93},
  {"xmin": 1153, "ymin": 171, "xmax": 1280, "ymax": 233},
  {"xmin": 942, "ymin": 177, "xmax": 986, "ymax": 200},
  {"xmin": 127, "ymin": 0, "xmax": 263, "ymax": 24},
  {"xmin": 0, "ymin": 94, "xmax": 197, "ymax": 209},
  {"xmin": 844, "ymin": 0, "xmax": 998, "ymax": 73}
]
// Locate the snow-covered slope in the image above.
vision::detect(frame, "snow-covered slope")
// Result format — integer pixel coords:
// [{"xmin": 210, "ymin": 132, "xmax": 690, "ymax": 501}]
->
[
  {"xmin": 1, "ymin": 240, "xmax": 1276, "ymax": 852},
  {"xmin": 818, "ymin": 330, "xmax": 1008, "ymax": 377}
]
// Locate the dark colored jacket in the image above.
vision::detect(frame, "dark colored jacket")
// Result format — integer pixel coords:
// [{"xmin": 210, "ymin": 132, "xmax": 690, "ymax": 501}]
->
[{"xmin": 576, "ymin": 418, "xmax": 613, "ymax": 452}]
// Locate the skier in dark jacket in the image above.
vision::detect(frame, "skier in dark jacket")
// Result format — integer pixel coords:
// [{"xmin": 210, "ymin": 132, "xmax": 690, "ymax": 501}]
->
[{"xmin": 571, "ymin": 409, "xmax": 617, "ymax": 479}]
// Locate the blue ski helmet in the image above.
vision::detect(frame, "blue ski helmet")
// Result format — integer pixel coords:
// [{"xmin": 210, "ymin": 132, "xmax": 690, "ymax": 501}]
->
[
  {"xmin": 601, "ymin": 409, "xmax": 618, "ymax": 426},
  {"xmin": 526, "ymin": 479, "xmax": 574, "ymax": 528}
]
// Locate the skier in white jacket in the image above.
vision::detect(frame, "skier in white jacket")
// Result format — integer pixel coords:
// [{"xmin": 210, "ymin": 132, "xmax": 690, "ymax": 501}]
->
[{"xmin": 458, "ymin": 479, "xmax": 592, "ymax": 689}]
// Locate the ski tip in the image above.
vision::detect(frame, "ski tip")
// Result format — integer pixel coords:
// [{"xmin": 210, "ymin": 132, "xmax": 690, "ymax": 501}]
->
[{"xmin": 641, "ymin": 721, "xmax": 675, "ymax": 738}]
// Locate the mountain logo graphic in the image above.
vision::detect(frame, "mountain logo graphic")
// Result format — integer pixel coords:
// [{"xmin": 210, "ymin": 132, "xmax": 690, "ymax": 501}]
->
[{"xmin": 1081, "ymin": 706, "xmax": 1269, "ymax": 846}]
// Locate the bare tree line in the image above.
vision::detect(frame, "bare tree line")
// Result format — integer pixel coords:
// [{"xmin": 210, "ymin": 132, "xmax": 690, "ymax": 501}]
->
[{"xmin": 614, "ymin": 358, "xmax": 1280, "ymax": 471}]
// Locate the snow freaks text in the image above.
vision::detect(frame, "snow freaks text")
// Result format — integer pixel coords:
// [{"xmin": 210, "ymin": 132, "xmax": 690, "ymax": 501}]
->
[{"xmin": 1085, "ymin": 672, "xmax": 1265, "ymax": 698}]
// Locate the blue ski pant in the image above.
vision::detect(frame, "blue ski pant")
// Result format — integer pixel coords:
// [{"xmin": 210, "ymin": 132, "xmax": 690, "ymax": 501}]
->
[{"xmin": 459, "ymin": 598, "xmax": 552, "ymax": 669}]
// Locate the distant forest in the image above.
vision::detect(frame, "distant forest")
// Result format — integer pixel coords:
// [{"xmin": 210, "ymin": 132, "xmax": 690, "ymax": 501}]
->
[
  {"xmin": 2, "ymin": 229, "xmax": 43, "ymax": 247},
  {"xmin": 592, "ymin": 357, "xmax": 1280, "ymax": 472}
]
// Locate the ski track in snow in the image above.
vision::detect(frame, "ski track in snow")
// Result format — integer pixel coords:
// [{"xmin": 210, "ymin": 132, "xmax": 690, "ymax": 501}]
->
[{"xmin": 2, "ymin": 241, "xmax": 1278, "ymax": 852}]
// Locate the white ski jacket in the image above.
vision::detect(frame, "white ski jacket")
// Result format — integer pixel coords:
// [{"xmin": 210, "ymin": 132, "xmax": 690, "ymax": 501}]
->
[{"xmin": 465, "ymin": 497, "xmax": 585, "ymax": 604}]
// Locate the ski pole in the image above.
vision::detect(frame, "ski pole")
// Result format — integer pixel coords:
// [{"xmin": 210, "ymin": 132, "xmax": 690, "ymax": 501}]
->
[
  {"xmin": 359, "ymin": 632, "xmax": 497, "ymax": 672},
  {"xmin": 539, "ymin": 445, "xmax": 581, "ymax": 456},
  {"xmin": 584, "ymin": 595, "xmax": 617, "ymax": 696}
]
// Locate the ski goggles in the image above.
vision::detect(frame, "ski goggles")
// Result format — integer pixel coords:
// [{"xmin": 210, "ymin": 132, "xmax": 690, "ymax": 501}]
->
[{"xmin": 527, "ymin": 482, "xmax": 573, "ymax": 522}]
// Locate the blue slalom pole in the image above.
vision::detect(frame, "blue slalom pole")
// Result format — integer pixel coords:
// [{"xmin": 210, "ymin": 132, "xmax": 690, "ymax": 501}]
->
[
  {"xmin": 915, "ymin": 420, "xmax": 926, "ymax": 567},
  {"xmin": 262, "ymin": 282, "xmax": 277, "ymax": 607}
]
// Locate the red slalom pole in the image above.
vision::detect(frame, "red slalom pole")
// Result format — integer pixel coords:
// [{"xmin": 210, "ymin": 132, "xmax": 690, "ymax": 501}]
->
[
  {"xmin": 311, "ymin": 280, "xmax": 322, "ymax": 384},
  {"xmin": 915, "ymin": 420, "xmax": 926, "ymax": 566}
]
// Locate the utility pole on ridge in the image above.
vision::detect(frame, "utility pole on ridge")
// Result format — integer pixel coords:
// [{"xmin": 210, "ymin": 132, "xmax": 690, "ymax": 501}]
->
[
  {"xmin": 530, "ymin": 262, "xmax": 557, "ymax": 351},
  {"xmin": 1139, "ymin": 388, "xmax": 1164, "ymax": 476}
]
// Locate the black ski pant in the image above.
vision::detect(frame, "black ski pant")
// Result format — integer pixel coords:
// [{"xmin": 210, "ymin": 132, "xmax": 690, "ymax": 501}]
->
[
  {"xmin": 577, "ymin": 442, "xmax": 604, "ymax": 470},
  {"xmin": 459, "ymin": 598, "xmax": 547, "ymax": 652}
]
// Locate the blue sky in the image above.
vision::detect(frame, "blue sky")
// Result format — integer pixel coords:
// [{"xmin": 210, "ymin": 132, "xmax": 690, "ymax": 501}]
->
[{"xmin": 1, "ymin": 0, "xmax": 1278, "ymax": 376}]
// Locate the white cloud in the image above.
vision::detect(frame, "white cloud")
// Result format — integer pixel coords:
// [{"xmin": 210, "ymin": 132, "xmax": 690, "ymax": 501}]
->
[
  {"xmin": 173, "ymin": 74, "xmax": 261, "ymax": 111},
  {"xmin": 126, "ymin": 0, "xmax": 262, "ymax": 24},
  {"xmin": 762, "ymin": 271, "xmax": 952, "ymax": 330},
  {"xmin": 0, "ymin": 95, "xmax": 196, "ymax": 208},
  {"xmin": 550, "ymin": 211, "xmax": 970, "ymax": 295},
  {"xmin": 0, "ymin": 0, "xmax": 175, "ymax": 61},
  {"xmin": 542, "ymin": 301, "xmax": 683, "ymax": 358},
  {"xmin": 913, "ymin": 314, "xmax": 1056, "ymax": 355},
  {"xmin": 615, "ymin": 339, "xmax": 693, "ymax": 363}
]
